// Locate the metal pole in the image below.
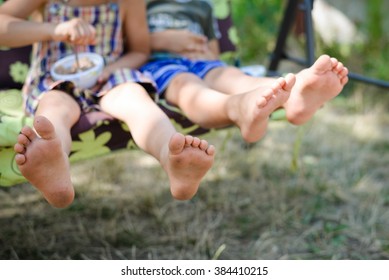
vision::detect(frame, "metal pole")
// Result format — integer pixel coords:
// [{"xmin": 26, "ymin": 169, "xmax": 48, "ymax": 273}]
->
[
  {"xmin": 301, "ymin": 0, "xmax": 315, "ymax": 66},
  {"xmin": 268, "ymin": 0, "xmax": 299, "ymax": 72}
]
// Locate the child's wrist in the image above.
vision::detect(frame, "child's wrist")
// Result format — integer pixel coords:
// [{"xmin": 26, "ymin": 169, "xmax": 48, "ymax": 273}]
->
[{"xmin": 43, "ymin": 22, "xmax": 57, "ymax": 41}]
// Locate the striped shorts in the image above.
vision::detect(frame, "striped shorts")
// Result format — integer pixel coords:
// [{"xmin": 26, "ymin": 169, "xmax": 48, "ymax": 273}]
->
[
  {"xmin": 26, "ymin": 68, "xmax": 156, "ymax": 115},
  {"xmin": 140, "ymin": 57, "xmax": 226, "ymax": 95}
]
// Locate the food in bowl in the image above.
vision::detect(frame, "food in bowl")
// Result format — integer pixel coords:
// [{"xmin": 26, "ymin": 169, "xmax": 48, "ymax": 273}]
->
[
  {"xmin": 50, "ymin": 52, "xmax": 104, "ymax": 89},
  {"xmin": 55, "ymin": 56, "xmax": 96, "ymax": 75}
]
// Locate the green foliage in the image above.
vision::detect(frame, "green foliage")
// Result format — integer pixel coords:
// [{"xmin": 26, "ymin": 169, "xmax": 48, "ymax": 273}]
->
[
  {"xmin": 367, "ymin": 0, "xmax": 383, "ymax": 44},
  {"xmin": 213, "ymin": 0, "xmax": 231, "ymax": 19},
  {"xmin": 228, "ymin": 0, "xmax": 388, "ymax": 81},
  {"xmin": 316, "ymin": 0, "xmax": 388, "ymax": 82},
  {"xmin": 230, "ymin": 0, "xmax": 284, "ymax": 64}
]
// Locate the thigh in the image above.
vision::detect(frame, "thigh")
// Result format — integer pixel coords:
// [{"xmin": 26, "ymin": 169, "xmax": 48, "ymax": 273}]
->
[
  {"xmin": 98, "ymin": 82, "xmax": 156, "ymax": 120},
  {"xmin": 165, "ymin": 72, "xmax": 206, "ymax": 105},
  {"xmin": 204, "ymin": 65, "xmax": 274, "ymax": 95},
  {"xmin": 140, "ymin": 58, "xmax": 190, "ymax": 95},
  {"xmin": 35, "ymin": 89, "xmax": 81, "ymax": 128}
]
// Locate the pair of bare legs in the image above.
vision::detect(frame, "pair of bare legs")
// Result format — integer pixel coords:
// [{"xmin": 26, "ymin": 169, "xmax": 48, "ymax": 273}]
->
[
  {"xmin": 14, "ymin": 55, "xmax": 348, "ymax": 208},
  {"xmin": 14, "ymin": 82, "xmax": 215, "ymax": 208},
  {"xmin": 164, "ymin": 54, "xmax": 349, "ymax": 143}
]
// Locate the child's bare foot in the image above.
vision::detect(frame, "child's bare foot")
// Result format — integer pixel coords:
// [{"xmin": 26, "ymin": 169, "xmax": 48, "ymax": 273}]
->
[
  {"xmin": 13, "ymin": 116, "xmax": 74, "ymax": 208},
  {"xmin": 285, "ymin": 54, "xmax": 349, "ymax": 125},
  {"xmin": 162, "ymin": 133, "xmax": 215, "ymax": 200},
  {"xmin": 228, "ymin": 74, "xmax": 295, "ymax": 143}
]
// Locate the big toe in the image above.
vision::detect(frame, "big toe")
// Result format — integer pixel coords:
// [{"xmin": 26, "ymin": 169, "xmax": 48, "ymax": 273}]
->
[
  {"xmin": 313, "ymin": 54, "xmax": 332, "ymax": 72},
  {"xmin": 283, "ymin": 73, "xmax": 296, "ymax": 91},
  {"xmin": 33, "ymin": 116, "xmax": 56, "ymax": 140},
  {"xmin": 169, "ymin": 133, "xmax": 186, "ymax": 155}
]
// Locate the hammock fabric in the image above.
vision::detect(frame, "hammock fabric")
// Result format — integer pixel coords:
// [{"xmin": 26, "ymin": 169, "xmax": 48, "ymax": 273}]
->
[{"xmin": 0, "ymin": 0, "xmax": 242, "ymax": 186}]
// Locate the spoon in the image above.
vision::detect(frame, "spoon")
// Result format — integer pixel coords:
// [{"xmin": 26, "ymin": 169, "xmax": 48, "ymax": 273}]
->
[{"xmin": 70, "ymin": 44, "xmax": 81, "ymax": 73}]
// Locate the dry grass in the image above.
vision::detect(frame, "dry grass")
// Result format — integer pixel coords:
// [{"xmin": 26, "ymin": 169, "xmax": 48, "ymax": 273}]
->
[{"xmin": 1, "ymin": 84, "xmax": 389, "ymax": 260}]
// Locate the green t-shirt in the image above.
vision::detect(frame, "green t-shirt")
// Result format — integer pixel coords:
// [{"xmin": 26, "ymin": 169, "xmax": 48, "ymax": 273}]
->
[{"xmin": 146, "ymin": 0, "xmax": 221, "ymax": 59}]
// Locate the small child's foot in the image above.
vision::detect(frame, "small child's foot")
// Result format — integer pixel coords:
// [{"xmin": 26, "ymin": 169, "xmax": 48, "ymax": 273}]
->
[
  {"xmin": 13, "ymin": 116, "xmax": 74, "ymax": 208},
  {"xmin": 228, "ymin": 74, "xmax": 295, "ymax": 143},
  {"xmin": 285, "ymin": 54, "xmax": 349, "ymax": 125},
  {"xmin": 162, "ymin": 133, "xmax": 215, "ymax": 200}
]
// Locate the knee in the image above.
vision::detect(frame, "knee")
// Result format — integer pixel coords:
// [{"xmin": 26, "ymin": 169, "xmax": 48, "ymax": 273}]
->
[
  {"xmin": 41, "ymin": 90, "xmax": 73, "ymax": 104},
  {"xmin": 38, "ymin": 91, "xmax": 81, "ymax": 118},
  {"xmin": 114, "ymin": 82, "xmax": 147, "ymax": 96},
  {"xmin": 170, "ymin": 73, "xmax": 198, "ymax": 92},
  {"xmin": 205, "ymin": 66, "xmax": 241, "ymax": 84},
  {"xmin": 99, "ymin": 82, "xmax": 152, "ymax": 112}
]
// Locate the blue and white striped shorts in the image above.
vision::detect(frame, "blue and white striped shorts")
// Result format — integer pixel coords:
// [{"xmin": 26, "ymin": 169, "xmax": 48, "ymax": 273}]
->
[{"xmin": 140, "ymin": 57, "xmax": 226, "ymax": 95}]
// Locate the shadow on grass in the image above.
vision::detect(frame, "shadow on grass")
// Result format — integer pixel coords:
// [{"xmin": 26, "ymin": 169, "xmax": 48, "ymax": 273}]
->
[{"xmin": 1, "ymin": 84, "xmax": 389, "ymax": 260}]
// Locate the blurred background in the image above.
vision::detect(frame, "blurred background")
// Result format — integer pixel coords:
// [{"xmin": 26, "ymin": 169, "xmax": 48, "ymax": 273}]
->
[{"xmin": 232, "ymin": 0, "xmax": 388, "ymax": 84}]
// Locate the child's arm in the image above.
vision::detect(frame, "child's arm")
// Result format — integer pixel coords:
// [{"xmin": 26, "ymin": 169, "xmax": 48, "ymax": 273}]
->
[
  {"xmin": 97, "ymin": 0, "xmax": 150, "ymax": 83},
  {"xmin": 150, "ymin": 29, "xmax": 208, "ymax": 55},
  {"xmin": 0, "ymin": 14, "xmax": 53, "ymax": 47},
  {"xmin": 150, "ymin": 29, "xmax": 220, "ymax": 60},
  {"xmin": 182, "ymin": 38, "xmax": 220, "ymax": 60},
  {"xmin": 0, "ymin": 0, "xmax": 96, "ymax": 47},
  {"xmin": 0, "ymin": 0, "xmax": 49, "ymax": 47}
]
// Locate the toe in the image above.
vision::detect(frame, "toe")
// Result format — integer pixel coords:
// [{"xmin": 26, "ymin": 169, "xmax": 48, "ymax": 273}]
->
[
  {"xmin": 184, "ymin": 135, "xmax": 194, "ymax": 146},
  {"xmin": 334, "ymin": 62, "xmax": 345, "ymax": 74},
  {"xmin": 340, "ymin": 75, "xmax": 349, "ymax": 86},
  {"xmin": 283, "ymin": 73, "xmax": 296, "ymax": 91},
  {"xmin": 169, "ymin": 133, "xmax": 186, "ymax": 155},
  {"xmin": 14, "ymin": 143, "xmax": 26, "ymax": 154},
  {"xmin": 14, "ymin": 153, "xmax": 27, "ymax": 165},
  {"xmin": 206, "ymin": 145, "xmax": 216, "ymax": 156},
  {"xmin": 339, "ymin": 67, "xmax": 348, "ymax": 78},
  {"xmin": 275, "ymin": 77, "xmax": 286, "ymax": 90},
  {"xmin": 330, "ymin": 57, "xmax": 338, "ymax": 67},
  {"xmin": 311, "ymin": 55, "xmax": 334, "ymax": 74},
  {"xmin": 262, "ymin": 85, "xmax": 276, "ymax": 100},
  {"xmin": 20, "ymin": 126, "xmax": 37, "ymax": 142},
  {"xmin": 314, "ymin": 54, "xmax": 332, "ymax": 70},
  {"xmin": 17, "ymin": 133, "xmax": 31, "ymax": 147},
  {"xmin": 191, "ymin": 137, "xmax": 201, "ymax": 148},
  {"xmin": 33, "ymin": 116, "xmax": 56, "ymax": 140},
  {"xmin": 199, "ymin": 139, "xmax": 208, "ymax": 151}
]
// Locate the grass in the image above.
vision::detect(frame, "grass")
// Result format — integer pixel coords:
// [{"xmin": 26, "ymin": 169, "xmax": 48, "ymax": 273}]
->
[{"xmin": 1, "ymin": 81, "xmax": 389, "ymax": 260}]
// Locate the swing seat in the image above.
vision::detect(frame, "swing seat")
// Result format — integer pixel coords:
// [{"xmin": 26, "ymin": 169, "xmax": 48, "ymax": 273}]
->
[
  {"xmin": 0, "ymin": 45, "xmax": 210, "ymax": 187},
  {"xmin": 0, "ymin": 0, "xmax": 272, "ymax": 187}
]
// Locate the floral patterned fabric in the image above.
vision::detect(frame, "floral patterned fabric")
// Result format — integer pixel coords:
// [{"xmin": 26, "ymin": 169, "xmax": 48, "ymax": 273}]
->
[
  {"xmin": 0, "ymin": 71, "xmax": 208, "ymax": 187},
  {"xmin": 0, "ymin": 0, "xmax": 238, "ymax": 187}
]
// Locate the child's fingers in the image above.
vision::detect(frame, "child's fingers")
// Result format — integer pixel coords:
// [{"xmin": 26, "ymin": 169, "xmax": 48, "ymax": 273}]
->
[
  {"xmin": 70, "ymin": 25, "xmax": 96, "ymax": 45},
  {"xmin": 56, "ymin": 18, "xmax": 96, "ymax": 45}
]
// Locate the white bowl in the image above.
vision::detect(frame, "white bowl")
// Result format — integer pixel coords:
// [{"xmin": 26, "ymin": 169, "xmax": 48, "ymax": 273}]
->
[{"xmin": 50, "ymin": 52, "xmax": 104, "ymax": 90}]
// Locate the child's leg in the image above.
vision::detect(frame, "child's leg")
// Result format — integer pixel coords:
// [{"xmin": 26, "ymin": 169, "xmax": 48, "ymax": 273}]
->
[
  {"xmin": 14, "ymin": 91, "xmax": 80, "ymax": 208},
  {"xmin": 283, "ymin": 54, "xmax": 349, "ymax": 125},
  {"xmin": 98, "ymin": 82, "xmax": 215, "ymax": 200},
  {"xmin": 204, "ymin": 65, "xmax": 276, "ymax": 94},
  {"xmin": 204, "ymin": 55, "xmax": 348, "ymax": 126},
  {"xmin": 165, "ymin": 72, "xmax": 296, "ymax": 143}
]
